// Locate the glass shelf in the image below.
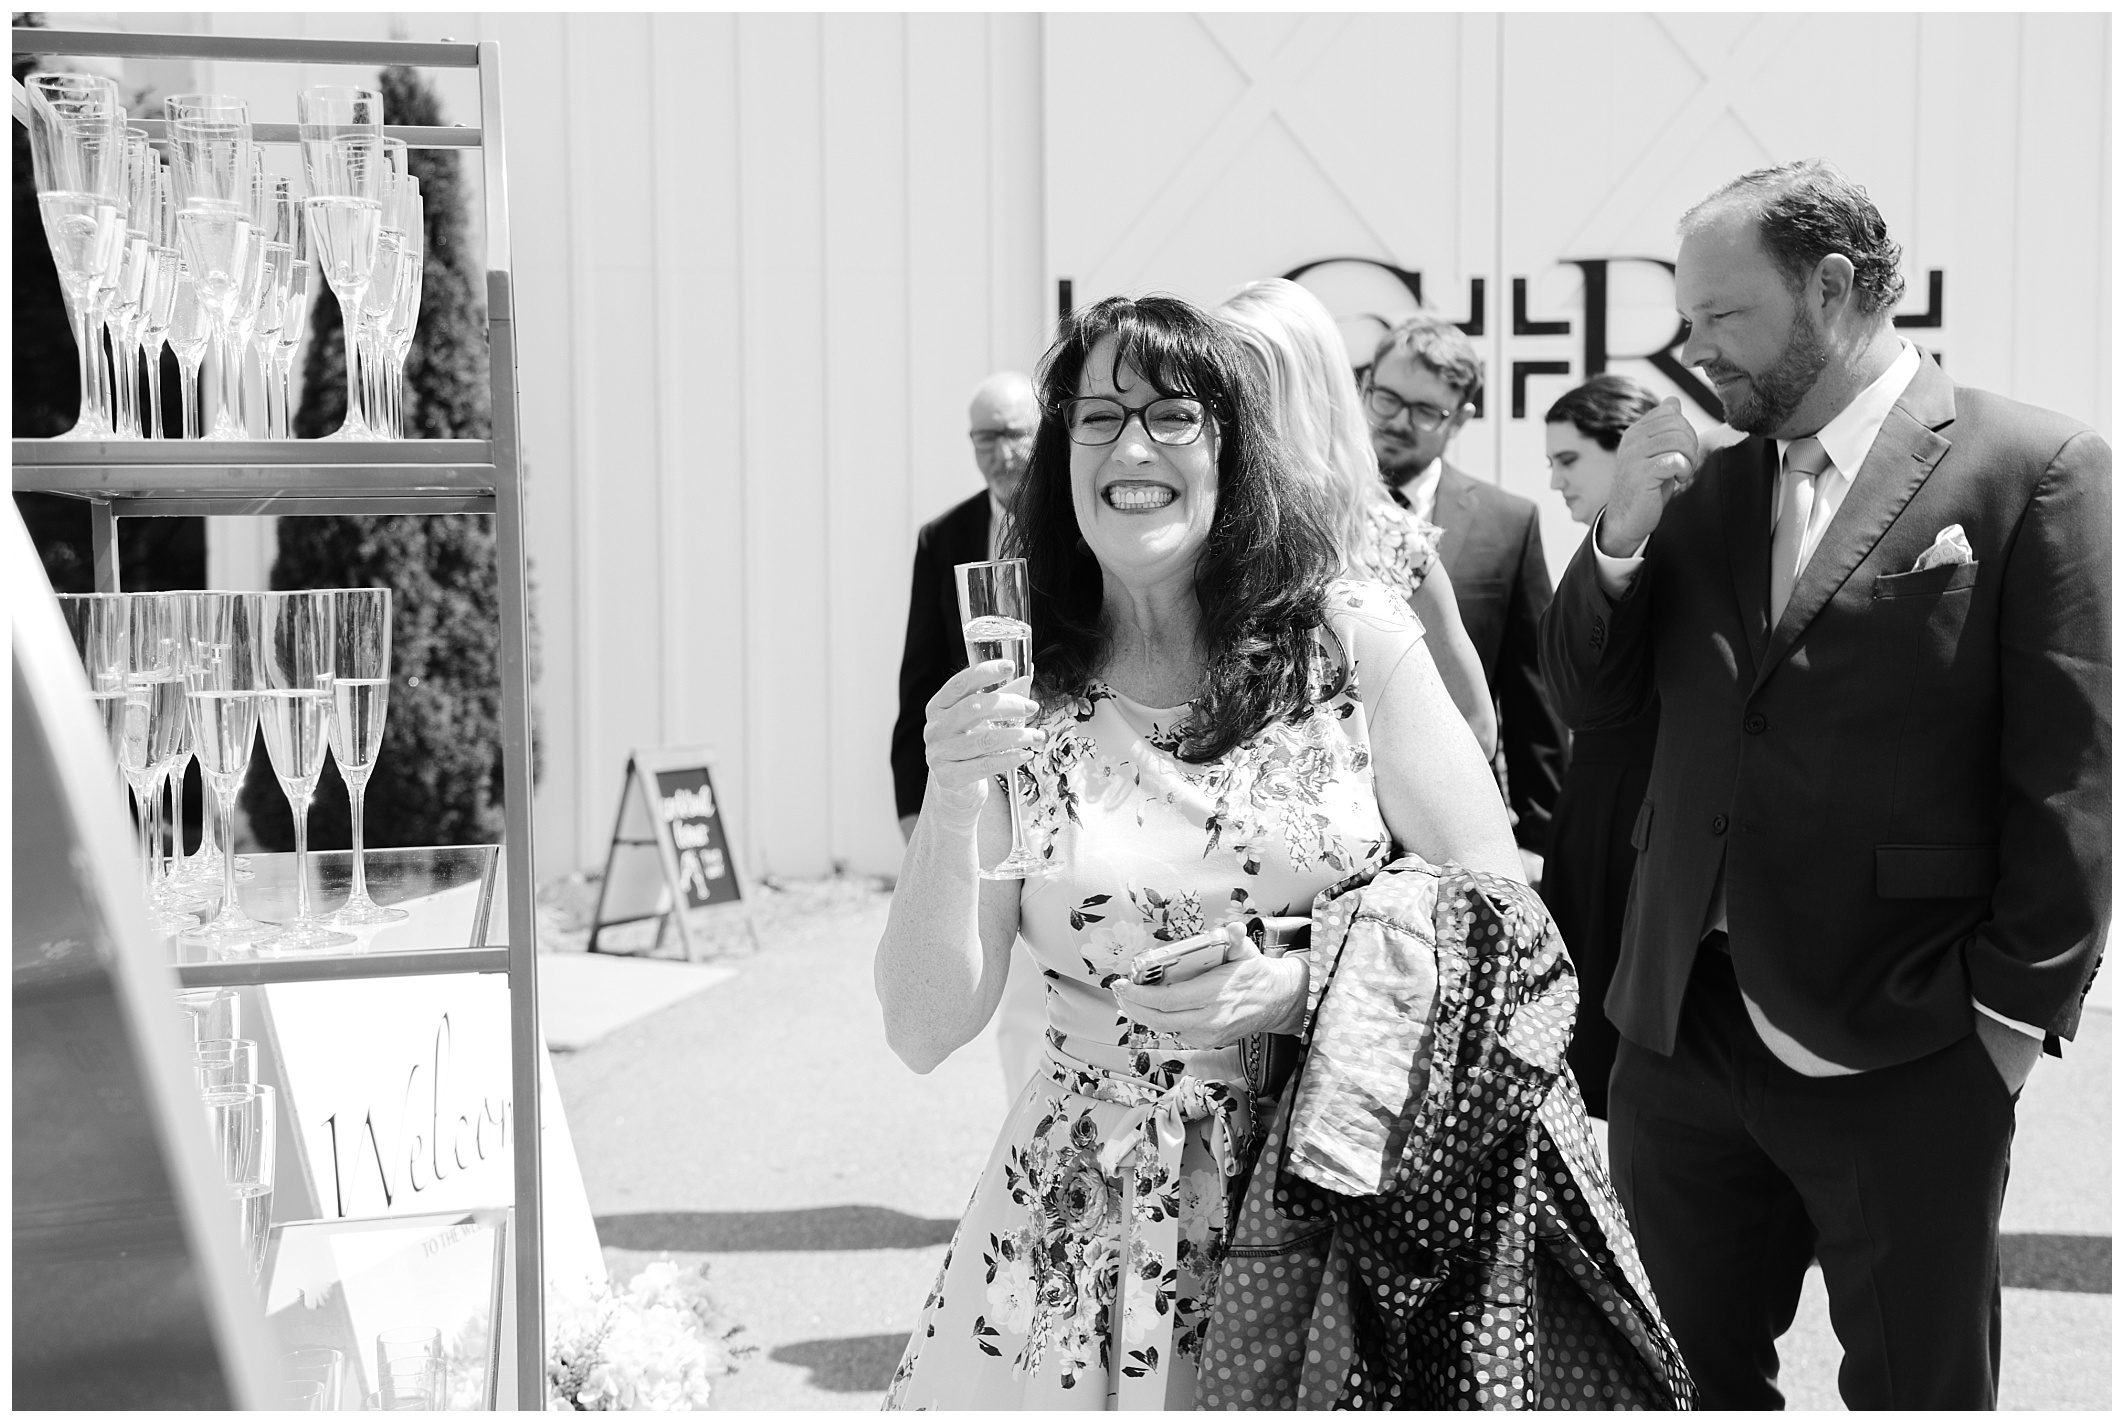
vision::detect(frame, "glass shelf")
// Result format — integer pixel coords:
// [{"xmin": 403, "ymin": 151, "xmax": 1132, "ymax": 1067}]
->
[
  {"xmin": 12, "ymin": 440, "xmax": 500, "ymax": 508},
  {"xmin": 164, "ymin": 846, "xmax": 509, "ymax": 989}
]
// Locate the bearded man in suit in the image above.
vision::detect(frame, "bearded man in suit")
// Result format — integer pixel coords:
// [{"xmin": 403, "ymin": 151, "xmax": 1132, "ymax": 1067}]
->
[
  {"xmin": 892, "ymin": 370, "xmax": 1047, "ymax": 1099},
  {"xmin": 1539, "ymin": 159, "xmax": 2110, "ymax": 1408},
  {"xmin": 1365, "ymin": 313, "xmax": 1570, "ymax": 881}
]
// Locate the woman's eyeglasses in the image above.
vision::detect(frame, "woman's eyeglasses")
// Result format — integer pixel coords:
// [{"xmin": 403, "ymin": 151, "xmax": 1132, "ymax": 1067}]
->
[
  {"xmin": 1057, "ymin": 396, "xmax": 1210, "ymax": 447},
  {"xmin": 1362, "ymin": 384, "xmax": 1458, "ymax": 433}
]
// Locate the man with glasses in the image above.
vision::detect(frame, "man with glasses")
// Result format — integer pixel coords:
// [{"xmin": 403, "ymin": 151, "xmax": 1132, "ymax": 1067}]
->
[
  {"xmin": 892, "ymin": 369, "xmax": 1047, "ymax": 1098},
  {"xmin": 1365, "ymin": 313, "xmax": 1569, "ymax": 883}
]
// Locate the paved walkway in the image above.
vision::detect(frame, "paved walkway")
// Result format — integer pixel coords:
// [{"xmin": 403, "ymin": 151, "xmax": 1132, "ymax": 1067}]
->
[{"xmin": 548, "ymin": 880, "xmax": 2110, "ymax": 1410}]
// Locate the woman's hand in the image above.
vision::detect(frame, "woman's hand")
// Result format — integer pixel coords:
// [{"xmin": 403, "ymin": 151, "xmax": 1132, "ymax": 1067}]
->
[
  {"xmin": 923, "ymin": 659, "xmax": 1046, "ymax": 830},
  {"xmin": 1111, "ymin": 922, "xmax": 1308, "ymax": 1047}
]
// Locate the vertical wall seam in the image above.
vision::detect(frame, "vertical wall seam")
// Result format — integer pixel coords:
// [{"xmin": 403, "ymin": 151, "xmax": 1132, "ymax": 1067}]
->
[
  {"xmin": 1492, "ymin": 12, "xmax": 1507, "ymax": 487},
  {"xmin": 817, "ymin": 16, "xmax": 839, "ymax": 869},
  {"xmin": 560, "ymin": 13, "xmax": 598, "ymax": 870},
  {"xmin": 731, "ymin": 16, "xmax": 756, "ymax": 872},
  {"xmin": 2009, "ymin": 15, "xmax": 2024, "ymax": 397},
  {"xmin": 648, "ymin": 17, "xmax": 677, "ymax": 752}
]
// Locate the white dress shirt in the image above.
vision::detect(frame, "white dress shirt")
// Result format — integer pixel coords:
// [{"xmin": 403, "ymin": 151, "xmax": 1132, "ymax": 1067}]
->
[
  {"xmin": 1586, "ymin": 343, "xmax": 2041, "ymax": 1069},
  {"xmin": 987, "ymin": 494, "xmax": 1012, "ymax": 561},
  {"xmin": 1391, "ymin": 459, "xmax": 1443, "ymax": 528}
]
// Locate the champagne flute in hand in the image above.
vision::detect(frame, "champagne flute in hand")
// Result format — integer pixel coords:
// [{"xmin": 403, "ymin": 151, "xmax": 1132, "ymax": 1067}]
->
[
  {"xmin": 324, "ymin": 588, "xmax": 404, "ymax": 925},
  {"xmin": 954, "ymin": 558, "xmax": 1053, "ymax": 879},
  {"xmin": 256, "ymin": 591, "xmax": 354, "ymax": 952}
]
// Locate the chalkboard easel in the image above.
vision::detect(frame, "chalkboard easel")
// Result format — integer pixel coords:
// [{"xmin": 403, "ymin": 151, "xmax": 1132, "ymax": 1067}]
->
[{"xmin": 588, "ymin": 748, "xmax": 755, "ymax": 960}]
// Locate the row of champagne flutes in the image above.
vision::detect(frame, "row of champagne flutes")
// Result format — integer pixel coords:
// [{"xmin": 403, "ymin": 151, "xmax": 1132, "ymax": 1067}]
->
[
  {"xmin": 61, "ymin": 588, "xmax": 403, "ymax": 954},
  {"xmin": 178, "ymin": 988, "xmax": 276, "ymax": 1290},
  {"xmin": 25, "ymin": 72, "xmax": 425, "ymax": 441}
]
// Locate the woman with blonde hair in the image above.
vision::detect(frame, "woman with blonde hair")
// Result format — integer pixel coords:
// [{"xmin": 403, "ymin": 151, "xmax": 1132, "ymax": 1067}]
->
[{"xmin": 1218, "ymin": 278, "xmax": 1496, "ymax": 756}]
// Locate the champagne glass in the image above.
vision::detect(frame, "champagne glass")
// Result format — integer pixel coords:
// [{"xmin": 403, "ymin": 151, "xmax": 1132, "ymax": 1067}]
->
[
  {"xmin": 324, "ymin": 589, "xmax": 405, "ymax": 925},
  {"xmin": 177, "ymin": 986, "xmax": 240, "ymax": 1044},
  {"xmin": 202, "ymin": 1082, "xmax": 275, "ymax": 1285},
  {"xmin": 128, "ymin": 592, "xmax": 209, "ymax": 931},
  {"xmin": 190, "ymin": 1037, "xmax": 258, "ymax": 1092},
  {"xmin": 168, "ymin": 259, "xmax": 212, "ymax": 439},
  {"xmin": 137, "ymin": 166, "xmax": 181, "ymax": 438},
  {"xmin": 26, "ymin": 72, "xmax": 127, "ymax": 439},
  {"xmin": 271, "ymin": 255, "xmax": 312, "ymax": 440},
  {"xmin": 256, "ymin": 590, "xmax": 355, "ymax": 952},
  {"xmin": 102, "ymin": 130, "xmax": 156, "ymax": 437},
  {"xmin": 284, "ymin": 1348, "xmax": 346, "ymax": 1412},
  {"xmin": 298, "ymin": 87, "xmax": 384, "ymax": 440},
  {"xmin": 187, "ymin": 591, "xmax": 271, "ymax": 947},
  {"xmin": 953, "ymin": 559, "xmax": 1053, "ymax": 878},
  {"xmin": 57, "ymin": 591, "xmax": 130, "ymax": 691},
  {"xmin": 381, "ymin": 181, "xmax": 424, "ymax": 438},
  {"xmin": 375, "ymin": 1327, "xmax": 444, "ymax": 1410},
  {"xmin": 167, "ymin": 97, "xmax": 255, "ymax": 440},
  {"xmin": 250, "ymin": 179, "xmax": 297, "ymax": 438}
]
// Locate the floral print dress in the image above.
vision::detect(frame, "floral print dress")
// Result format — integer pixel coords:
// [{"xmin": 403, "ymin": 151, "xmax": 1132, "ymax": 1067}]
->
[
  {"xmin": 1350, "ymin": 497, "xmax": 1443, "ymax": 606},
  {"xmin": 884, "ymin": 581, "xmax": 1420, "ymax": 1411}
]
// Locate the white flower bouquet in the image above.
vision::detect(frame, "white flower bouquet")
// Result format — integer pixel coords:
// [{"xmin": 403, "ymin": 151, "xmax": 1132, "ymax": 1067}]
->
[{"xmin": 547, "ymin": 1261, "xmax": 751, "ymax": 1410}]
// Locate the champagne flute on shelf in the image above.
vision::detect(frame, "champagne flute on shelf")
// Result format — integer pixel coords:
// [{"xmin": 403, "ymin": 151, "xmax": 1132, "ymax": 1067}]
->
[
  {"xmin": 26, "ymin": 72, "xmax": 127, "ymax": 439},
  {"xmin": 271, "ymin": 228, "xmax": 312, "ymax": 440},
  {"xmin": 190, "ymin": 1037, "xmax": 258, "ymax": 1092},
  {"xmin": 127, "ymin": 592, "xmax": 209, "ymax": 931},
  {"xmin": 136, "ymin": 164, "xmax": 180, "ymax": 438},
  {"xmin": 256, "ymin": 590, "xmax": 355, "ymax": 952},
  {"xmin": 103, "ymin": 130, "xmax": 156, "ymax": 438},
  {"xmin": 177, "ymin": 986, "xmax": 240, "ymax": 1044},
  {"xmin": 187, "ymin": 592, "xmax": 273, "ymax": 948},
  {"xmin": 380, "ymin": 180, "xmax": 424, "ymax": 438},
  {"xmin": 250, "ymin": 178, "xmax": 298, "ymax": 439},
  {"xmin": 357, "ymin": 169, "xmax": 407, "ymax": 440},
  {"xmin": 324, "ymin": 589, "xmax": 405, "ymax": 925},
  {"xmin": 953, "ymin": 559, "xmax": 1053, "ymax": 879},
  {"xmin": 168, "ymin": 259, "xmax": 212, "ymax": 440},
  {"xmin": 284, "ymin": 1348, "xmax": 346, "ymax": 1412},
  {"xmin": 202, "ymin": 1081, "xmax": 275, "ymax": 1286},
  {"xmin": 298, "ymin": 86, "xmax": 385, "ymax": 439},
  {"xmin": 375, "ymin": 1326, "xmax": 445, "ymax": 1410},
  {"xmin": 57, "ymin": 590, "xmax": 130, "ymax": 691},
  {"xmin": 167, "ymin": 97, "xmax": 255, "ymax": 440}
]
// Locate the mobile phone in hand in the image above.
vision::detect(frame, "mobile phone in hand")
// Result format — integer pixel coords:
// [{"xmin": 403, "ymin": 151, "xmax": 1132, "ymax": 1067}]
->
[{"xmin": 1126, "ymin": 931, "xmax": 1230, "ymax": 986}]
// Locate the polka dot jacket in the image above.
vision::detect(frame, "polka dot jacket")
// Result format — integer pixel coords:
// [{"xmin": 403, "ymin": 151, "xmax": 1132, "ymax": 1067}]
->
[{"xmin": 1198, "ymin": 856, "xmax": 1697, "ymax": 1409}]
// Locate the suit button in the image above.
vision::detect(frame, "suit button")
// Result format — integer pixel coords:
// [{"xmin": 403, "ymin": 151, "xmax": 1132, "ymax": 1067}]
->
[
  {"xmin": 1744, "ymin": 714, "xmax": 1768, "ymax": 734},
  {"xmin": 1711, "ymin": 814, "xmax": 1729, "ymax": 834}
]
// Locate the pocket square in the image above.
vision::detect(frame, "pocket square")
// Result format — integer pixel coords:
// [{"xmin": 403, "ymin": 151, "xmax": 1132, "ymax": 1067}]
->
[{"xmin": 1912, "ymin": 524, "xmax": 1974, "ymax": 572}]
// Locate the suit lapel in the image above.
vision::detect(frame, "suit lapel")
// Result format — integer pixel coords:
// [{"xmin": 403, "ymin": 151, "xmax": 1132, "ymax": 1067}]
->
[
  {"xmin": 1752, "ymin": 357, "xmax": 1956, "ymax": 692},
  {"xmin": 1431, "ymin": 464, "xmax": 1474, "ymax": 573},
  {"xmin": 1720, "ymin": 437, "xmax": 1777, "ymax": 676}
]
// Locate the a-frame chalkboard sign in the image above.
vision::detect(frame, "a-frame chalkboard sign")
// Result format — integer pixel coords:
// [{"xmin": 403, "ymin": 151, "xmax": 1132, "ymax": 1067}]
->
[{"xmin": 588, "ymin": 748, "xmax": 756, "ymax": 960}]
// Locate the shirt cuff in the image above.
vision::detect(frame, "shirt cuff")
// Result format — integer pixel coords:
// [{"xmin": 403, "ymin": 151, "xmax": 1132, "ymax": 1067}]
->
[
  {"xmin": 1974, "ymin": 1000, "xmax": 2045, "ymax": 1040},
  {"xmin": 1590, "ymin": 509, "xmax": 1649, "ymax": 600}
]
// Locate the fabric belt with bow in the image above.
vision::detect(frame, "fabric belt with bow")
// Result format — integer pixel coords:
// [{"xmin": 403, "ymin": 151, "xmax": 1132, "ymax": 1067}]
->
[{"xmin": 1037, "ymin": 1045, "xmax": 1242, "ymax": 1410}]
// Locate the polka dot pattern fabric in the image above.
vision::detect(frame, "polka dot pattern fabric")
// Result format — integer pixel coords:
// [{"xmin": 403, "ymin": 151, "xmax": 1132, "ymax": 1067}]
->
[{"xmin": 1198, "ymin": 859, "xmax": 1696, "ymax": 1410}]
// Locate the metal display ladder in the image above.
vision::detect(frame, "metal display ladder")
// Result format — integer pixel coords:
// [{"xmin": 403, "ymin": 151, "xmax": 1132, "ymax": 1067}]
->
[{"xmin": 12, "ymin": 27, "xmax": 544, "ymax": 1406}]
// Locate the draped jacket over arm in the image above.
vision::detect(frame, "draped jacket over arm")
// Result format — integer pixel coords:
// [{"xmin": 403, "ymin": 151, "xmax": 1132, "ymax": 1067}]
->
[{"xmin": 1199, "ymin": 857, "xmax": 1695, "ymax": 1410}]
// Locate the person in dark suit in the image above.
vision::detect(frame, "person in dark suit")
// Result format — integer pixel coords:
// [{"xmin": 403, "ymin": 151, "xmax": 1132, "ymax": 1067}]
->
[
  {"xmin": 1536, "ymin": 373, "xmax": 1662, "ymax": 1121},
  {"xmin": 1539, "ymin": 159, "xmax": 2110, "ymax": 1409},
  {"xmin": 1365, "ymin": 313, "xmax": 1569, "ymax": 880},
  {"xmin": 893, "ymin": 370, "xmax": 1045, "ymax": 1098}
]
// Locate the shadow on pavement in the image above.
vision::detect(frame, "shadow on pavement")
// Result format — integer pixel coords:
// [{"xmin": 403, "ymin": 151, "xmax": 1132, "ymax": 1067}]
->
[
  {"xmin": 596, "ymin": 1206, "xmax": 958, "ymax": 1252},
  {"xmin": 2001, "ymin": 1232, "xmax": 2111, "ymax": 1293},
  {"xmin": 770, "ymin": 1334, "xmax": 908, "ymax": 1393}
]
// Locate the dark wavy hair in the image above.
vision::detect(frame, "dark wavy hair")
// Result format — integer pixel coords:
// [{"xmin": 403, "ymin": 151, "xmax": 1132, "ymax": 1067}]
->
[
  {"xmin": 1682, "ymin": 158, "xmax": 1907, "ymax": 317},
  {"xmin": 1007, "ymin": 294, "xmax": 1343, "ymax": 763},
  {"xmin": 1544, "ymin": 373, "xmax": 1660, "ymax": 451}
]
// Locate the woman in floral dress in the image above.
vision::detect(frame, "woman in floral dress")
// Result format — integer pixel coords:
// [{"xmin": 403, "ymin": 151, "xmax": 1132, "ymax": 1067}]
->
[
  {"xmin": 876, "ymin": 295, "xmax": 1522, "ymax": 1409},
  {"xmin": 1218, "ymin": 278, "xmax": 1497, "ymax": 759}
]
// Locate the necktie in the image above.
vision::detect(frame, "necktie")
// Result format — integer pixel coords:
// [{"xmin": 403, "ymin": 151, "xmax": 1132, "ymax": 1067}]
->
[{"xmin": 1769, "ymin": 435, "xmax": 1834, "ymax": 622}]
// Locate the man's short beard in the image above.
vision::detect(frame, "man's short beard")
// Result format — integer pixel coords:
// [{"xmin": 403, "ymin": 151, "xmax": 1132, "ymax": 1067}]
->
[{"xmin": 1718, "ymin": 308, "xmax": 1830, "ymax": 435}]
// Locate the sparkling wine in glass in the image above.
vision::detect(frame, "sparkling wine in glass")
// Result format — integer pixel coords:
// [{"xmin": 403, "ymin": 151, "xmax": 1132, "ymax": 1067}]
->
[
  {"xmin": 257, "ymin": 590, "xmax": 355, "ymax": 952},
  {"xmin": 202, "ymin": 1081, "xmax": 275, "ymax": 1286},
  {"xmin": 189, "ymin": 687, "xmax": 270, "ymax": 948},
  {"xmin": 953, "ymin": 558, "xmax": 1053, "ymax": 879},
  {"xmin": 324, "ymin": 588, "xmax": 402, "ymax": 925}
]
